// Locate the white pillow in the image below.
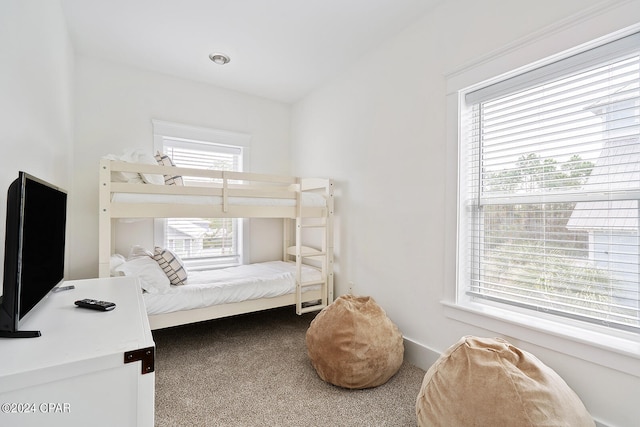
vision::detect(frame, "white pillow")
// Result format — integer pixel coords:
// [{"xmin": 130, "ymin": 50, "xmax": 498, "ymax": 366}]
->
[
  {"xmin": 110, "ymin": 253, "xmax": 126, "ymax": 277},
  {"xmin": 103, "ymin": 148, "xmax": 165, "ymax": 185},
  {"xmin": 115, "ymin": 257, "xmax": 171, "ymax": 294},
  {"xmin": 128, "ymin": 245, "xmax": 153, "ymax": 259},
  {"xmin": 136, "ymin": 151, "xmax": 166, "ymax": 185},
  {"xmin": 153, "ymin": 247, "xmax": 188, "ymax": 286}
]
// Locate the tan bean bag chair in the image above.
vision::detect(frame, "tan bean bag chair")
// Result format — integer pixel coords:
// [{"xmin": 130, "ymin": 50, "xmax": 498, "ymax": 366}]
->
[
  {"xmin": 306, "ymin": 294, "xmax": 404, "ymax": 389},
  {"xmin": 416, "ymin": 336, "xmax": 595, "ymax": 427}
]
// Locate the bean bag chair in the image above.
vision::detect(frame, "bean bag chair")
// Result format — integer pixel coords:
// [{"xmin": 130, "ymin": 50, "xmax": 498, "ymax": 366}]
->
[
  {"xmin": 416, "ymin": 336, "xmax": 595, "ymax": 427},
  {"xmin": 306, "ymin": 294, "xmax": 404, "ymax": 389}
]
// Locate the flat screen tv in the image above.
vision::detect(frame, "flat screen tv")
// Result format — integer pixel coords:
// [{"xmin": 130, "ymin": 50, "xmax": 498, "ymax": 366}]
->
[{"xmin": 0, "ymin": 172, "xmax": 67, "ymax": 338}]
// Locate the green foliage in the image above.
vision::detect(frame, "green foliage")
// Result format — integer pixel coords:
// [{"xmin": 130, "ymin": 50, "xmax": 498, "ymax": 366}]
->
[
  {"xmin": 477, "ymin": 152, "xmax": 638, "ymax": 325},
  {"xmin": 484, "ymin": 241, "xmax": 612, "ymax": 310},
  {"xmin": 486, "ymin": 153, "xmax": 594, "ymax": 193}
]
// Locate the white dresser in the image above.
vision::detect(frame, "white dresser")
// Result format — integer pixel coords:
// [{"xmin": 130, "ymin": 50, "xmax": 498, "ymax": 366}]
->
[{"xmin": 0, "ymin": 277, "xmax": 154, "ymax": 427}]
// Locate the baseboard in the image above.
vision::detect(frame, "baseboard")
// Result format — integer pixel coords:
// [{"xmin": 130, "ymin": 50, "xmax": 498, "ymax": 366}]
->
[{"xmin": 403, "ymin": 336, "xmax": 440, "ymax": 371}]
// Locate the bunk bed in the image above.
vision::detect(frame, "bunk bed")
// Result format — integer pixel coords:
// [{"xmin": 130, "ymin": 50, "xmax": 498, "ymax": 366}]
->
[{"xmin": 98, "ymin": 158, "xmax": 334, "ymax": 330}]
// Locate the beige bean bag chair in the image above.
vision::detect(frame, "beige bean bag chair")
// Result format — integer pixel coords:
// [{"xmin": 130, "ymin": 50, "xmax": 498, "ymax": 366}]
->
[
  {"xmin": 416, "ymin": 336, "xmax": 595, "ymax": 427},
  {"xmin": 306, "ymin": 294, "xmax": 404, "ymax": 389}
]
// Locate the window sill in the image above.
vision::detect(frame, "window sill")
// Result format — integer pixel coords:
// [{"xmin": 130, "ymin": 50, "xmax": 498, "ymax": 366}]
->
[{"xmin": 442, "ymin": 300, "xmax": 640, "ymax": 378}]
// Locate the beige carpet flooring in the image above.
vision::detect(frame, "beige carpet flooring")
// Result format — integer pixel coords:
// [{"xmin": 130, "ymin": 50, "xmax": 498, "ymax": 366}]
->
[{"xmin": 152, "ymin": 306, "xmax": 426, "ymax": 426}]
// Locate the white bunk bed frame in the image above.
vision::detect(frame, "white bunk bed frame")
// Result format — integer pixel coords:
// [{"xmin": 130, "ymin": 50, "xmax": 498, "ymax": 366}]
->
[{"xmin": 98, "ymin": 159, "xmax": 334, "ymax": 329}]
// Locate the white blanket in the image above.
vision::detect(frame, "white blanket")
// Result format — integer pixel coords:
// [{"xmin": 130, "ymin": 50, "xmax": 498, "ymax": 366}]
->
[{"xmin": 143, "ymin": 261, "xmax": 321, "ymax": 315}]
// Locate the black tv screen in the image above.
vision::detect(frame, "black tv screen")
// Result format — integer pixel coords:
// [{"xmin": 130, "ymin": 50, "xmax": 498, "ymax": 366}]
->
[{"xmin": 0, "ymin": 172, "xmax": 67, "ymax": 338}]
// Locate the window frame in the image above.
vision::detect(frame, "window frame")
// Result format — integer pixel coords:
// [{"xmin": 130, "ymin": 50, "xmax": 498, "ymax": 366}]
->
[
  {"xmin": 444, "ymin": 22, "xmax": 640, "ymax": 377},
  {"xmin": 465, "ymin": 38, "xmax": 640, "ymax": 333},
  {"xmin": 151, "ymin": 120, "xmax": 252, "ymax": 269}
]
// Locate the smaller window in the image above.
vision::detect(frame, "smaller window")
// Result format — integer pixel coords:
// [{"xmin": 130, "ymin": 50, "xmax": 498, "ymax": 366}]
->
[{"xmin": 152, "ymin": 121, "xmax": 251, "ymax": 270}]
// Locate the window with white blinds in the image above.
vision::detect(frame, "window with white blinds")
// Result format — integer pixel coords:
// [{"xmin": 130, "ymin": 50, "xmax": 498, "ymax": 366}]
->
[
  {"xmin": 155, "ymin": 132, "xmax": 246, "ymax": 269},
  {"xmin": 461, "ymin": 31, "xmax": 640, "ymax": 332}
]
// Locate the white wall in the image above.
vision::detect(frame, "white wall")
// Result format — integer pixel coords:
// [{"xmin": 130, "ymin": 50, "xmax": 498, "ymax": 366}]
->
[
  {"xmin": 70, "ymin": 57, "xmax": 291, "ymax": 279},
  {"xmin": 0, "ymin": 1, "xmax": 74, "ymax": 280},
  {"xmin": 291, "ymin": 1, "xmax": 640, "ymax": 426},
  {"xmin": 4, "ymin": 0, "xmax": 639, "ymax": 424}
]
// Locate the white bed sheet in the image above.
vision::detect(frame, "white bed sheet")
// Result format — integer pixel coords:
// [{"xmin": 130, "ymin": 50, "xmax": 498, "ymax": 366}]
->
[
  {"xmin": 112, "ymin": 191, "xmax": 326, "ymax": 207},
  {"xmin": 143, "ymin": 261, "xmax": 321, "ymax": 315}
]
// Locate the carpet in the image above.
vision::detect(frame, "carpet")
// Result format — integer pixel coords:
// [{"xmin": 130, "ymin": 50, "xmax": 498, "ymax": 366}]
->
[{"xmin": 152, "ymin": 306, "xmax": 425, "ymax": 426}]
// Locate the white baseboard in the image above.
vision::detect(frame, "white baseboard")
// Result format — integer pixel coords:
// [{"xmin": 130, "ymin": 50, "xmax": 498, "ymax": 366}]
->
[{"xmin": 403, "ymin": 336, "xmax": 440, "ymax": 372}]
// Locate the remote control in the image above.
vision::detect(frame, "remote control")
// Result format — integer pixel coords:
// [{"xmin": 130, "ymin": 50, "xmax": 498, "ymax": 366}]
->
[{"xmin": 74, "ymin": 299, "xmax": 116, "ymax": 311}]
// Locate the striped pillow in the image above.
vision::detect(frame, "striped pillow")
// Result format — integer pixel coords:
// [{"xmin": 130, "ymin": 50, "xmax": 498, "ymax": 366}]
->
[
  {"xmin": 154, "ymin": 152, "xmax": 184, "ymax": 186},
  {"xmin": 153, "ymin": 247, "xmax": 188, "ymax": 286}
]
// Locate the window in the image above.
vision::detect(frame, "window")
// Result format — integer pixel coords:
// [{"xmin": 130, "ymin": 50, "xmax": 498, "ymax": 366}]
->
[
  {"xmin": 459, "ymin": 32, "xmax": 640, "ymax": 333},
  {"xmin": 152, "ymin": 120, "xmax": 251, "ymax": 270}
]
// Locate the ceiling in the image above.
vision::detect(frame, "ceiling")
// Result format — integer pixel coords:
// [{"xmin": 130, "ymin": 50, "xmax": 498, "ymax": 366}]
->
[{"xmin": 60, "ymin": 0, "xmax": 441, "ymax": 103}]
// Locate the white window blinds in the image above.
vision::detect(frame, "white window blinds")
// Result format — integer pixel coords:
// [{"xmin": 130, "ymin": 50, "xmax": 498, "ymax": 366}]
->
[
  {"xmin": 463, "ymin": 32, "xmax": 640, "ymax": 332},
  {"xmin": 161, "ymin": 138, "xmax": 243, "ymax": 267}
]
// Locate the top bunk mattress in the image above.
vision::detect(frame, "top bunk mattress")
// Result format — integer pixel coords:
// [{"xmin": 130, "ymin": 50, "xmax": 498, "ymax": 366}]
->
[{"xmin": 143, "ymin": 261, "xmax": 321, "ymax": 315}]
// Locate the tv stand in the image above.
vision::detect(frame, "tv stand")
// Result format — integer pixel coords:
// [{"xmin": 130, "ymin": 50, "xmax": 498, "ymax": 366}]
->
[
  {"xmin": 0, "ymin": 329, "xmax": 41, "ymax": 338},
  {"xmin": 0, "ymin": 276, "xmax": 154, "ymax": 426}
]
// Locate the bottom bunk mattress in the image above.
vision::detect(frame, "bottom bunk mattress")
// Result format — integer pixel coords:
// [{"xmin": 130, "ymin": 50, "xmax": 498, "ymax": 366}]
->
[{"xmin": 143, "ymin": 260, "xmax": 322, "ymax": 315}]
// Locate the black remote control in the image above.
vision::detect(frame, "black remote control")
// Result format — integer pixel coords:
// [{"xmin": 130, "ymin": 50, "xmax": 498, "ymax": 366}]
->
[{"xmin": 74, "ymin": 299, "xmax": 116, "ymax": 311}]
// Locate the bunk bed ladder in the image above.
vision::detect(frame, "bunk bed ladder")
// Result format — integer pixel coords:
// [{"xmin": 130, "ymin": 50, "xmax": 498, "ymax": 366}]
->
[{"xmin": 293, "ymin": 179, "xmax": 334, "ymax": 315}]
